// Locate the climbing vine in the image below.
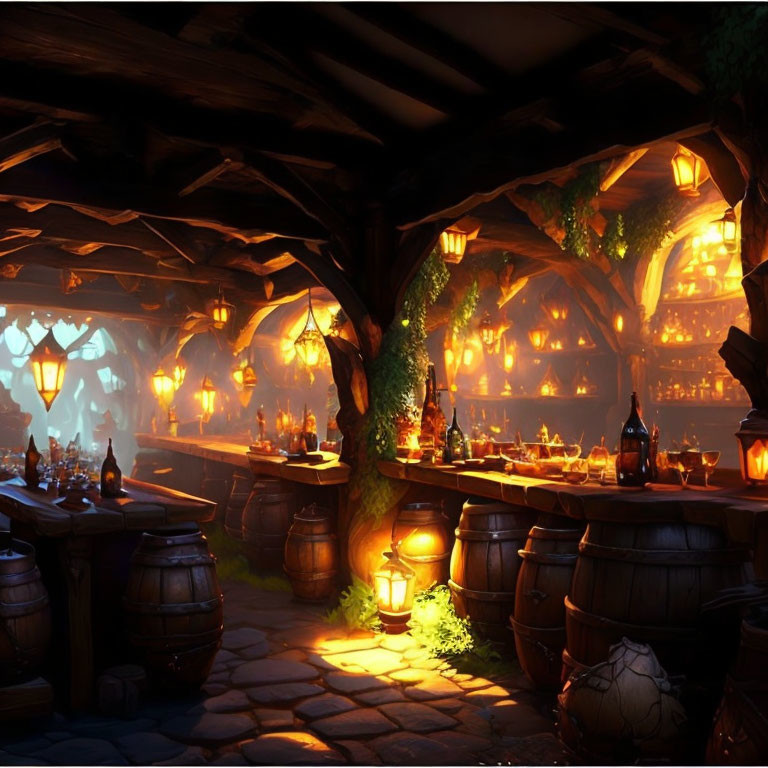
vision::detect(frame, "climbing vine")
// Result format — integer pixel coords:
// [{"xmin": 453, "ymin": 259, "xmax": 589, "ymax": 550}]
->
[
  {"xmin": 449, "ymin": 278, "xmax": 479, "ymax": 337},
  {"xmin": 601, "ymin": 214, "xmax": 627, "ymax": 262},
  {"xmin": 558, "ymin": 164, "xmax": 601, "ymax": 260},
  {"xmin": 622, "ymin": 193, "xmax": 682, "ymax": 261}
]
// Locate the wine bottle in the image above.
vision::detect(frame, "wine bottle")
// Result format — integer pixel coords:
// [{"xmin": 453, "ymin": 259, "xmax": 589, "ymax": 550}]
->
[
  {"xmin": 25, "ymin": 435, "xmax": 41, "ymax": 489},
  {"xmin": 100, "ymin": 437, "xmax": 122, "ymax": 498},
  {"xmin": 445, "ymin": 407, "xmax": 466, "ymax": 463},
  {"xmin": 617, "ymin": 392, "xmax": 651, "ymax": 487},
  {"xmin": 419, "ymin": 363, "xmax": 437, "ymax": 452}
]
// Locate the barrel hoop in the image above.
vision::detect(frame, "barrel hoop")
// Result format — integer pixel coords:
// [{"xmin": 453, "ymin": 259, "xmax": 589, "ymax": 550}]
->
[
  {"xmin": 284, "ymin": 567, "xmax": 337, "ymax": 582},
  {"xmin": 448, "ymin": 579, "xmax": 514, "ymax": 602},
  {"xmin": 401, "ymin": 552, "xmax": 450, "ymax": 564},
  {"xmin": 528, "ymin": 526, "xmax": 583, "ymax": 541},
  {"xmin": 455, "ymin": 528, "xmax": 531, "ymax": 542},
  {"xmin": 287, "ymin": 532, "xmax": 337, "ymax": 542},
  {"xmin": 140, "ymin": 532, "xmax": 202, "ymax": 548},
  {"xmin": 130, "ymin": 554, "xmax": 215, "ymax": 568},
  {"xmin": 564, "ymin": 595, "xmax": 696, "ymax": 637},
  {"xmin": 518, "ymin": 550, "xmax": 578, "ymax": 565},
  {"xmin": 124, "ymin": 596, "xmax": 222, "ymax": 615},
  {"xmin": 0, "ymin": 567, "xmax": 44, "ymax": 587},
  {"xmin": 578, "ymin": 540, "xmax": 749, "ymax": 565},
  {"xmin": 129, "ymin": 627, "xmax": 223, "ymax": 646},
  {"xmin": 510, "ymin": 616, "xmax": 566, "ymax": 639},
  {"xmin": 0, "ymin": 593, "xmax": 49, "ymax": 617}
]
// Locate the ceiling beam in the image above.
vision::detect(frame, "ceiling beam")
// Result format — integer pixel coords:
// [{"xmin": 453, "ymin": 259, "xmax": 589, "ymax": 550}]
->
[{"xmin": 0, "ymin": 120, "xmax": 63, "ymax": 174}]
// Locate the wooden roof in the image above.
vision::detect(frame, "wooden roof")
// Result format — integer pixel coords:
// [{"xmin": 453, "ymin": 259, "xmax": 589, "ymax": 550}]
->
[{"xmin": 0, "ymin": 3, "xmax": 739, "ymax": 330}]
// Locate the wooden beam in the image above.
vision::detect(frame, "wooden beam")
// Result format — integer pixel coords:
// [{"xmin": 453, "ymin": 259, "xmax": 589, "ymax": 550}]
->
[
  {"xmin": 0, "ymin": 121, "xmax": 63, "ymax": 174},
  {"xmin": 0, "ymin": 159, "xmax": 328, "ymax": 242}
]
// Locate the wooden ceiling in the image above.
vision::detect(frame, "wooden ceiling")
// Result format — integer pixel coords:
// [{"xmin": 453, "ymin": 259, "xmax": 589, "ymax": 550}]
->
[{"xmin": 0, "ymin": 3, "xmax": 736, "ymax": 330}]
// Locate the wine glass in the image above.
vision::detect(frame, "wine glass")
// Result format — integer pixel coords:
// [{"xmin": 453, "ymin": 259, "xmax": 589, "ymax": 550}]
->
[
  {"xmin": 672, "ymin": 451, "xmax": 702, "ymax": 489},
  {"xmin": 702, "ymin": 450, "xmax": 721, "ymax": 487}
]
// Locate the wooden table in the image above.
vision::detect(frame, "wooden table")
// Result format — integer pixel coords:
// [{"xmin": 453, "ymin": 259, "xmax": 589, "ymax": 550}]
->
[
  {"xmin": 0, "ymin": 477, "xmax": 215, "ymax": 710},
  {"xmin": 378, "ymin": 459, "xmax": 768, "ymax": 577},
  {"xmin": 135, "ymin": 433, "xmax": 251, "ymax": 470},
  {"xmin": 247, "ymin": 450, "xmax": 350, "ymax": 486}
]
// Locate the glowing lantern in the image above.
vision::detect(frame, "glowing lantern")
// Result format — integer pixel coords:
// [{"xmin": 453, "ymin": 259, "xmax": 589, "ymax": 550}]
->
[
  {"xmin": 716, "ymin": 207, "xmax": 738, "ymax": 252},
  {"xmin": 479, "ymin": 312, "xmax": 495, "ymax": 352},
  {"xmin": 373, "ymin": 543, "xmax": 416, "ymax": 634},
  {"xmin": 294, "ymin": 289, "xmax": 325, "ymax": 368},
  {"xmin": 232, "ymin": 362, "xmax": 257, "ymax": 390},
  {"xmin": 462, "ymin": 347, "xmax": 474, "ymax": 367},
  {"xmin": 29, "ymin": 329, "xmax": 67, "ymax": 411},
  {"xmin": 671, "ymin": 145, "xmax": 703, "ymax": 197},
  {"xmin": 614, "ymin": 313, "xmax": 624, "ymax": 333},
  {"xmin": 502, "ymin": 336, "xmax": 515, "ymax": 372},
  {"xmin": 172, "ymin": 360, "xmax": 186, "ymax": 390},
  {"xmin": 528, "ymin": 328, "xmax": 549, "ymax": 351},
  {"xmin": 210, "ymin": 285, "xmax": 234, "ymax": 329},
  {"xmin": 542, "ymin": 294, "xmax": 568, "ymax": 322},
  {"xmin": 439, "ymin": 229, "xmax": 468, "ymax": 264},
  {"xmin": 537, "ymin": 365, "xmax": 561, "ymax": 398},
  {"xmin": 736, "ymin": 420, "xmax": 768, "ymax": 484},
  {"xmin": 200, "ymin": 376, "xmax": 216, "ymax": 423},
  {"xmin": 151, "ymin": 366, "xmax": 174, "ymax": 405}
]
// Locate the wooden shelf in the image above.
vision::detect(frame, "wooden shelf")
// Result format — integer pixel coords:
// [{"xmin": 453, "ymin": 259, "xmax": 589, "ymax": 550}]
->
[
  {"xmin": 457, "ymin": 394, "xmax": 603, "ymax": 403},
  {"xmin": 649, "ymin": 400, "xmax": 749, "ymax": 408}
]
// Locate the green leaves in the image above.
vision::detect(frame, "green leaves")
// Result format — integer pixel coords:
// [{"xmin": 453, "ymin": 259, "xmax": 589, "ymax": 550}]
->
[
  {"xmin": 325, "ymin": 576, "xmax": 381, "ymax": 631},
  {"xmin": 559, "ymin": 164, "xmax": 601, "ymax": 261},
  {"xmin": 449, "ymin": 278, "xmax": 480, "ymax": 337},
  {"xmin": 408, "ymin": 585, "xmax": 474, "ymax": 657}
]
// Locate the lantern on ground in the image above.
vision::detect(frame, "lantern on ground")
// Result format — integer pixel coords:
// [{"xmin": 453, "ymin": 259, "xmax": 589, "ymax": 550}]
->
[
  {"xmin": 172, "ymin": 360, "xmax": 187, "ymax": 390},
  {"xmin": 671, "ymin": 145, "xmax": 703, "ymax": 197},
  {"xmin": 200, "ymin": 376, "xmax": 216, "ymax": 423},
  {"xmin": 210, "ymin": 284, "xmax": 234, "ymax": 329},
  {"xmin": 151, "ymin": 366, "xmax": 174, "ymax": 407},
  {"xmin": 439, "ymin": 229, "xmax": 468, "ymax": 264},
  {"xmin": 294, "ymin": 289, "xmax": 325, "ymax": 368},
  {"xmin": 736, "ymin": 413, "xmax": 768, "ymax": 484},
  {"xmin": 29, "ymin": 329, "xmax": 67, "ymax": 411},
  {"xmin": 716, "ymin": 207, "xmax": 738, "ymax": 252},
  {"xmin": 373, "ymin": 543, "xmax": 416, "ymax": 634}
]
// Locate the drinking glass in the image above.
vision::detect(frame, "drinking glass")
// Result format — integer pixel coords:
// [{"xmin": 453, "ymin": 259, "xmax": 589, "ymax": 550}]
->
[
  {"xmin": 702, "ymin": 450, "xmax": 721, "ymax": 487},
  {"xmin": 672, "ymin": 451, "xmax": 702, "ymax": 489}
]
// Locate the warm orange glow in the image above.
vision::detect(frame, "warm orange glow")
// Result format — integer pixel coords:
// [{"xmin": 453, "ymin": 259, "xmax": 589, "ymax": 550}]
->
[
  {"xmin": 294, "ymin": 290, "xmax": 326, "ymax": 369},
  {"xmin": 29, "ymin": 329, "xmax": 67, "ymax": 411},
  {"xmin": 528, "ymin": 328, "xmax": 549, "ymax": 351},
  {"xmin": 210, "ymin": 286, "xmax": 234, "ymax": 329},
  {"xmin": 172, "ymin": 360, "xmax": 186, "ymax": 390},
  {"xmin": 671, "ymin": 145, "xmax": 703, "ymax": 197},
  {"xmin": 374, "ymin": 549, "xmax": 415, "ymax": 618},
  {"xmin": 549, "ymin": 339, "xmax": 563, "ymax": 351},
  {"xmin": 614, "ymin": 313, "xmax": 624, "ymax": 333},
  {"xmin": 151, "ymin": 366, "xmax": 174, "ymax": 405},
  {"xmin": 716, "ymin": 207, "xmax": 738, "ymax": 251},
  {"xmin": 504, "ymin": 351, "xmax": 515, "ymax": 372},
  {"xmin": 479, "ymin": 311, "xmax": 495, "ymax": 351},
  {"xmin": 745, "ymin": 439, "xmax": 768, "ymax": 481},
  {"xmin": 439, "ymin": 229, "xmax": 468, "ymax": 264},
  {"xmin": 576, "ymin": 384, "xmax": 587, "ymax": 395},
  {"xmin": 462, "ymin": 347, "xmax": 474, "ymax": 367},
  {"xmin": 200, "ymin": 375, "xmax": 216, "ymax": 422}
]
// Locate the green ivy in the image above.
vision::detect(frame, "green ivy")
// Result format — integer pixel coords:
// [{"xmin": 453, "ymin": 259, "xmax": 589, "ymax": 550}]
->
[
  {"xmin": 602, "ymin": 214, "xmax": 628, "ymax": 262},
  {"xmin": 559, "ymin": 164, "xmax": 601, "ymax": 260},
  {"xmin": 324, "ymin": 576, "xmax": 381, "ymax": 631},
  {"xmin": 449, "ymin": 278, "xmax": 479, "ymax": 337},
  {"xmin": 408, "ymin": 585, "xmax": 475, "ymax": 657},
  {"xmin": 623, "ymin": 193, "xmax": 682, "ymax": 261}
]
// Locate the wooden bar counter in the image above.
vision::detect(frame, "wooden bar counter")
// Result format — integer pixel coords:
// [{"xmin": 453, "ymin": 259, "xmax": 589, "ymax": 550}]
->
[
  {"xmin": 378, "ymin": 459, "xmax": 768, "ymax": 576},
  {"xmin": 0, "ymin": 477, "xmax": 215, "ymax": 711}
]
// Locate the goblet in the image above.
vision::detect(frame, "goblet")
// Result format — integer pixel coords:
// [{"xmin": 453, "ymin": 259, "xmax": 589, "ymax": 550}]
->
[
  {"xmin": 672, "ymin": 450, "xmax": 701, "ymax": 489},
  {"xmin": 701, "ymin": 450, "xmax": 721, "ymax": 487}
]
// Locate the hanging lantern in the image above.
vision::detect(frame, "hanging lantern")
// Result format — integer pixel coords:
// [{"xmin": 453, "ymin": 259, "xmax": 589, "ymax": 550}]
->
[
  {"xmin": 373, "ymin": 543, "xmax": 416, "ymax": 634},
  {"xmin": 172, "ymin": 359, "xmax": 187, "ymax": 391},
  {"xmin": 715, "ymin": 207, "xmax": 739, "ymax": 252},
  {"xmin": 29, "ymin": 329, "xmax": 67, "ymax": 411},
  {"xmin": 200, "ymin": 375, "xmax": 217, "ymax": 423},
  {"xmin": 210, "ymin": 284, "xmax": 234, "ymax": 329},
  {"xmin": 439, "ymin": 229, "xmax": 468, "ymax": 264},
  {"xmin": 671, "ymin": 145, "xmax": 703, "ymax": 197},
  {"xmin": 736, "ymin": 413, "xmax": 768, "ymax": 484},
  {"xmin": 614, "ymin": 313, "xmax": 624, "ymax": 334},
  {"xmin": 294, "ymin": 289, "xmax": 326, "ymax": 368},
  {"xmin": 528, "ymin": 327, "xmax": 549, "ymax": 352},
  {"xmin": 479, "ymin": 312, "xmax": 495, "ymax": 353},
  {"xmin": 151, "ymin": 366, "xmax": 174, "ymax": 406}
]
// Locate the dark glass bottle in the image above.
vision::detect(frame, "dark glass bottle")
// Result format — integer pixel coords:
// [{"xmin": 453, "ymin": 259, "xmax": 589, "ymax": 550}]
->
[
  {"xmin": 100, "ymin": 438, "xmax": 122, "ymax": 498},
  {"xmin": 419, "ymin": 363, "xmax": 438, "ymax": 451},
  {"xmin": 24, "ymin": 435, "xmax": 41, "ymax": 489},
  {"xmin": 617, "ymin": 392, "xmax": 651, "ymax": 487},
  {"xmin": 445, "ymin": 407, "xmax": 467, "ymax": 463}
]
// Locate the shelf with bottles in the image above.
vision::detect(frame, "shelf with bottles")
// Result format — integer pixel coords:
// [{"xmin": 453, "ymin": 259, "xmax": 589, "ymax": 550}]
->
[
  {"xmin": 650, "ymin": 301, "xmax": 748, "ymax": 348},
  {"xmin": 649, "ymin": 370, "xmax": 749, "ymax": 406}
]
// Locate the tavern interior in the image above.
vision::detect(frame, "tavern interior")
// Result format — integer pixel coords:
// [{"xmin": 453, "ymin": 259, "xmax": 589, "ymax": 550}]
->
[{"xmin": 0, "ymin": 3, "xmax": 766, "ymax": 767}]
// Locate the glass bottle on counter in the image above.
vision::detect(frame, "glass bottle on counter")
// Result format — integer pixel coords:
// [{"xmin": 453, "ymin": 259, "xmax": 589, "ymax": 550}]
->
[
  {"xmin": 617, "ymin": 392, "xmax": 651, "ymax": 487},
  {"xmin": 444, "ymin": 407, "xmax": 467, "ymax": 463},
  {"xmin": 100, "ymin": 437, "xmax": 123, "ymax": 498},
  {"xmin": 419, "ymin": 363, "xmax": 438, "ymax": 453},
  {"xmin": 24, "ymin": 435, "xmax": 41, "ymax": 489}
]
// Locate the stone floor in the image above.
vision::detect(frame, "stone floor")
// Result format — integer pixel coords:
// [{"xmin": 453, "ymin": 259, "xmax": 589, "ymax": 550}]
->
[{"xmin": 0, "ymin": 581, "xmax": 573, "ymax": 766}]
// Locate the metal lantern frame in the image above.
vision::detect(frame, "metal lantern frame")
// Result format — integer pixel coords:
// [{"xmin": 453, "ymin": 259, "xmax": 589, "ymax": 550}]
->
[
  {"xmin": 671, "ymin": 145, "xmax": 704, "ymax": 197},
  {"xmin": 29, "ymin": 328, "xmax": 68, "ymax": 412},
  {"xmin": 293, "ymin": 289, "xmax": 326, "ymax": 368},
  {"xmin": 210, "ymin": 284, "xmax": 234, "ymax": 329},
  {"xmin": 373, "ymin": 542, "xmax": 416, "ymax": 634},
  {"xmin": 736, "ymin": 427, "xmax": 768, "ymax": 485}
]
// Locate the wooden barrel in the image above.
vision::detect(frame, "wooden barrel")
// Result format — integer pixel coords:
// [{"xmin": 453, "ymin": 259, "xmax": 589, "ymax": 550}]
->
[
  {"xmin": 394, "ymin": 502, "xmax": 451, "ymax": 592},
  {"xmin": 223, "ymin": 473, "xmax": 257, "ymax": 539},
  {"xmin": 0, "ymin": 538, "xmax": 50, "ymax": 685},
  {"xmin": 565, "ymin": 520, "xmax": 751, "ymax": 676},
  {"xmin": 124, "ymin": 526, "xmax": 223, "ymax": 689},
  {"xmin": 449, "ymin": 497, "xmax": 535, "ymax": 640},
  {"xmin": 512, "ymin": 521, "xmax": 583, "ymax": 689},
  {"xmin": 242, "ymin": 481, "xmax": 296, "ymax": 569},
  {"xmin": 284, "ymin": 504, "xmax": 338, "ymax": 602},
  {"xmin": 707, "ymin": 607, "xmax": 768, "ymax": 764},
  {"xmin": 200, "ymin": 460, "xmax": 235, "ymax": 519}
]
